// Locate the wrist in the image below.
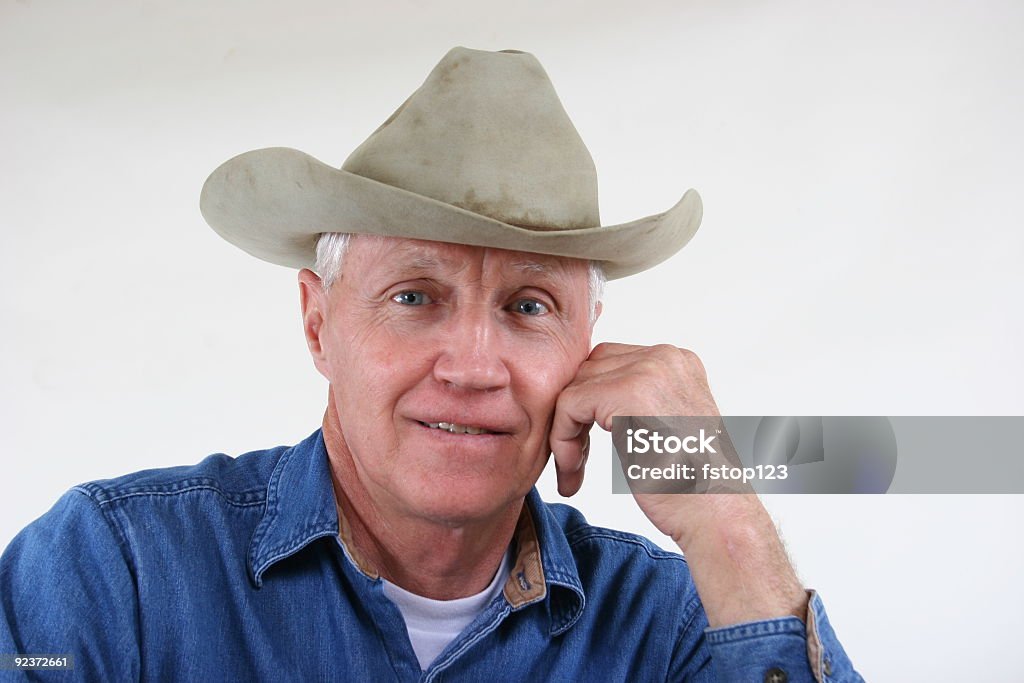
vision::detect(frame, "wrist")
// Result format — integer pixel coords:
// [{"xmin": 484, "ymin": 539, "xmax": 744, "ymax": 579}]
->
[
  {"xmin": 667, "ymin": 493, "xmax": 767, "ymax": 551},
  {"xmin": 672, "ymin": 497, "xmax": 807, "ymax": 626}
]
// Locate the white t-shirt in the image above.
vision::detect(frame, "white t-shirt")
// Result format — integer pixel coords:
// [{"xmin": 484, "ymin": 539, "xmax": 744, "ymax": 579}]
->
[{"xmin": 382, "ymin": 548, "xmax": 513, "ymax": 671}]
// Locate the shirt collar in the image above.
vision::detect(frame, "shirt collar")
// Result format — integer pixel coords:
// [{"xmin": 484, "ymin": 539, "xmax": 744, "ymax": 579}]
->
[
  {"xmin": 512, "ymin": 487, "xmax": 586, "ymax": 635},
  {"xmin": 248, "ymin": 428, "xmax": 585, "ymax": 635},
  {"xmin": 247, "ymin": 428, "xmax": 340, "ymax": 588}
]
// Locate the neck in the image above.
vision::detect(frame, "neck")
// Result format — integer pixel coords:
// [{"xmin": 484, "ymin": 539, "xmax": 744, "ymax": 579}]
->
[{"xmin": 322, "ymin": 393, "xmax": 520, "ymax": 600}]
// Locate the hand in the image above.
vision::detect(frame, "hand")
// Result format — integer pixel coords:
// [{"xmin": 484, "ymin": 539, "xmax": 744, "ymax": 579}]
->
[
  {"xmin": 548, "ymin": 342, "xmax": 807, "ymax": 626},
  {"xmin": 548, "ymin": 342, "xmax": 722, "ymax": 541}
]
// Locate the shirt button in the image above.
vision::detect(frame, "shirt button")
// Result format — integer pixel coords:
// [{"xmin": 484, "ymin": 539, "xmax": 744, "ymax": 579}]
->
[
  {"xmin": 824, "ymin": 657, "xmax": 833, "ymax": 676},
  {"xmin": 764, "ymin": 668, "xmax": 788, "ymax": 683}
]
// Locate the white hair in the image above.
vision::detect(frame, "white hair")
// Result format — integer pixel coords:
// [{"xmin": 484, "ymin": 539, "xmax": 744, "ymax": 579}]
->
[{"xmin": 314, "ymin": 232, "xmax": 605, "ymax": 323}]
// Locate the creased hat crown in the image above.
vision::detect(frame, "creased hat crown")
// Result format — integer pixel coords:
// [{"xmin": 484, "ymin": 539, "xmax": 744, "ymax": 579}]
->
[{"xmin": 342, "ymin": 47, "xmax": 600, "ymax": 230}]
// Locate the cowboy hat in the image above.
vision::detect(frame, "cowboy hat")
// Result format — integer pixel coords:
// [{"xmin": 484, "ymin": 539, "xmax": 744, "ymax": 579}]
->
[{"xmin": 199, "ymin": 46, "xmax": 702, "ymax": 280}]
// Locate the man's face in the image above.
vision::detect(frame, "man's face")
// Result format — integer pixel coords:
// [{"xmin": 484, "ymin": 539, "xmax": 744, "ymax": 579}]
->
[{"xmin": 301, "ymin": 236, "xmax": 596, "ymax": 525}]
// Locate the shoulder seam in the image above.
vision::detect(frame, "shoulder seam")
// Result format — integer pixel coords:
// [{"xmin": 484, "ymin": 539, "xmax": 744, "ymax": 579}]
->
[
  {"xmin": 75, "ymin": 481, "xmax": 266, "ymax": 508},
  {"xmin": 68, "ymin": 487, "xmax": 135, "ymax": 566}
]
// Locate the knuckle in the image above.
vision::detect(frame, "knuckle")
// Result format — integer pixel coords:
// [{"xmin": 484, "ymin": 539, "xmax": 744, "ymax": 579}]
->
[
  {"xmin": 652, "ymin": 343, "xmax": 679, "ymax": 355},
  {"xmin": 676, "ymin": 346, "xmax": 706, "ymax": 372},
  {"xmin": 676, "ymin": 346, "xmax": 697, "ymax": 361}
]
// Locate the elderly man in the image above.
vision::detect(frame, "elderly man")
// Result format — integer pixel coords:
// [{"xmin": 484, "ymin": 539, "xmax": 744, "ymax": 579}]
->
[{"xmin": 0, "ymin": 48, "xmax": 860, "ymax": 681}]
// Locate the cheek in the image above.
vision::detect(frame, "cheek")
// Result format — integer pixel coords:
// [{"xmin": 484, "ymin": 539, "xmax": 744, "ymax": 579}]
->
[
  {"xmin": 508, "ymin": 332, "xmax": 590, "ymax": 421},
  {"xmin": 323, "ymin": 315, "xmax": 430, "ymax": 429},
  {"xmin": 325, "ymin": 303, "xmax": 415, "ymax": 375}
]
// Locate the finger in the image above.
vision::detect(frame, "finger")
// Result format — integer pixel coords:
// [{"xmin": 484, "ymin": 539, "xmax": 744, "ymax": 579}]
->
[
  {"xmin": 570, "ymin": 354, "xmax": 655, "ymax": 385},
  {"xmin": 585, "ymin": 342, "xmax": 638, "ymax": 358},
  {"xmin": 575, "ymin": 343, "xmax": 689, "ymax": 382},
  {"xmin": 549, "ymin": 383, "xmax": 597, "ymax": 445},
  {"xmin": 555, "ymin": 430, "xmax": 590, "ymax": 497},
  {"xmin": 587, "ymin": 341, "xmax": 647, "ymax": 360},
  {"xmin": 551, "ymin": 423, "xmax": 587, "ymax": 483},
  {"xmin": 549, "ymin": 386, "xmax": 595, "ymax": 487}
]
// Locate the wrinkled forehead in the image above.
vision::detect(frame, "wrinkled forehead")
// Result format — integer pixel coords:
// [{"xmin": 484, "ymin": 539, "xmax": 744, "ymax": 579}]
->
[{"xmin": 352, "ymin": 234, "xmax": 590, "ymax": 281}]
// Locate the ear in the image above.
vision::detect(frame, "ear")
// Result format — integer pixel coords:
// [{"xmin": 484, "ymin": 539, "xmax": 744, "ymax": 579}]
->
[
  {"xmin": 298, "ymin": 268, "xmax": 330, "ymax": 379},
  {"xmin": 591, "ymin": 301, "xmax": 603, "ymax": 328}
]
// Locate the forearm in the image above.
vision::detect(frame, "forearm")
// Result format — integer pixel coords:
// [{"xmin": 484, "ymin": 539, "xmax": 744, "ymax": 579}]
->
[{"xmin": 672, "ymin": 495, "xmax": 806, "ymax": 628}]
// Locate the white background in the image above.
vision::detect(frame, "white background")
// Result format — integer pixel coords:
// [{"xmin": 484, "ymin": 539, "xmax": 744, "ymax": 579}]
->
[{"xmin": 2, "ymin": 1, "xmax": 1022, "ymax": 680}]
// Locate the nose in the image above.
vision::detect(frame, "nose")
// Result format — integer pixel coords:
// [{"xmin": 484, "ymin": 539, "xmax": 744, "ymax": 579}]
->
[{"xmin": 432, "ymin": 304, "xmax": 511, "ymax": 391}]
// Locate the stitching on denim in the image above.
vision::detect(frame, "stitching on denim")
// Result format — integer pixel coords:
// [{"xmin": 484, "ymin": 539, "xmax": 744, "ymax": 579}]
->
[
  {"xmin": 248, "ymin": 445, "xmax": 294, "ymax": 579},
  {"xmin": 85, "ymin": 486, "xmax": 266, "ymax": 508},
  {"xmin": 70, "ymin": 487, "xmax": 134, "ymax": 558},
  {"xmin": 807, "ymin": 590, "xmax": 826, "ymax": 682},
  {"xmin": 425, "ymin": 604, "xmax": 511, "ymax": 680},
  {"xmin": 255, "ymin": 527, "xmax": 339, "ymax": 572},
  {"xmin": 566, "ymin": 528, "xmax": 699, "ymax": 644},
  {"xmin": 704, "ymin": 617, "xmax": 806, "ymax": 644},
  {"xmin": 668, "ymin": 599, "xmax": 710, "ymax": 681},
  {"xmin": 543, "ymin": 569, "xmax": 577, "ymax": 584},
  {"xmin": 68, "ymin": 488, "xmax": 144, "ymax": 656},
  {"xmin": 550, "ymin": 595, "xmax": 583, "ymax": 634},
  {"xmin": 506, "ymin": 589, "xmax": 546, "ymax": 611},
  {"xmin": 567, "ymin": 529, "xmax": 688, "ymax": 564},
  {"xmin": 78, "ymin": 475, "xmax": 265, "ymax": 499},
  {"xmin": 370, "ymin": 587, "xmax": 412, "ymax": 683}
]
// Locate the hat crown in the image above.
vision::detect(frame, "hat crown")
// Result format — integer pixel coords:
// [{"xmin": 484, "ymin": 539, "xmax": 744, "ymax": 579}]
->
[{"xmin": 341, "ymin": 47, "xmax": 600, "ymax": 230}]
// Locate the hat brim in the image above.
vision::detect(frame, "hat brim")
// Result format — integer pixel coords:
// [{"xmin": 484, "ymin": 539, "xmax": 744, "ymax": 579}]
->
[{"xmin": 199, "ymin": 147, "xmax": 702, "ymax": 280}]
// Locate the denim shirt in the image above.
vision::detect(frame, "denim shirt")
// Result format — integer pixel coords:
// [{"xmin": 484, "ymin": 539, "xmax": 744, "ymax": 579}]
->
[{"xmin": 0, "ymin": 429, "xmax": 862, "ymax": 682}]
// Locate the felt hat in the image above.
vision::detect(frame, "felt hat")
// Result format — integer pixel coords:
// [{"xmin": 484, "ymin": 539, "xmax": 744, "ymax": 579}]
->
[{"xmin": 200, "ymin": 46, "xmax": 702, "ymax": 280}]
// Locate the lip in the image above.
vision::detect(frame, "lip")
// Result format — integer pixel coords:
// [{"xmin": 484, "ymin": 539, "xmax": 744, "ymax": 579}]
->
[
  {"xmin": 413, "ymin": 421, "xmax": 510, "ymax": 439},
  {"xmin": 418, "ymin": 421, "xmax": 496, "ymax": 435},
  {"xmin": 407, "ymin": 413, "xmax": 520, "ymax": 436},
  {"xmin": 407, "ymin": 415, "xmax": 518, "ymax": 436}
]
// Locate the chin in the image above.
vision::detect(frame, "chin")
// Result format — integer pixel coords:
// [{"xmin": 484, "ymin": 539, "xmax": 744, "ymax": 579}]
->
[{"xmin": 401, "ymin": 476, "xmax": 529, "ymax": 526}]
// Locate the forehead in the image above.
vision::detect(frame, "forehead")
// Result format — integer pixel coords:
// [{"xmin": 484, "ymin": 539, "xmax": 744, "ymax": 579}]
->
[{"xmin": 349, "ymin": 235, "xmax": 589, "ymax": 280}]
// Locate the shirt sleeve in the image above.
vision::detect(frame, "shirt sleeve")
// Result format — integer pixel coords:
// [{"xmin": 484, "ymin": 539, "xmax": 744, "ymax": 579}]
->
[
  {"xmin": 0, "ymin": 489, "xmax": 140, "ymax": 681},
  {"xmin": 702, "ymin": 590, "xmax": 863, "ymax": 683}
]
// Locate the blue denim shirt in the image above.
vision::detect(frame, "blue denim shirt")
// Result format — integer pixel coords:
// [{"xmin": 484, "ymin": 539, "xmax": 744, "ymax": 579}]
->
[{"xmin": 0, "ymin": 429, "xmax": 862, "ymax": 681}]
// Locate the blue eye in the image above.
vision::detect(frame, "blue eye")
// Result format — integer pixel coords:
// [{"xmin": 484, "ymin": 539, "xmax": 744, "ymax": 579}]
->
[
  {"xmin": 512, "ymin": 299, "xmax": 549, "ymax": 316},
  {"xmin": 393, "ymin": 291, "xmax": 432, "ymax": 306}
]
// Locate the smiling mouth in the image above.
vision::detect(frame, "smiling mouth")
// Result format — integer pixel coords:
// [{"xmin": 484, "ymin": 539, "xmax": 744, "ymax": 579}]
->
[{"xmin": 418, "ymin": 421, "xmax": 499, "ymax": 435}]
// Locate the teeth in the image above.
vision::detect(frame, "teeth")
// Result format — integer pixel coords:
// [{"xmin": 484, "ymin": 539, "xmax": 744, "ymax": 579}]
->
[{"xmin": 423, "ymin": 421, "xmax": 493, "ymax": 435}]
